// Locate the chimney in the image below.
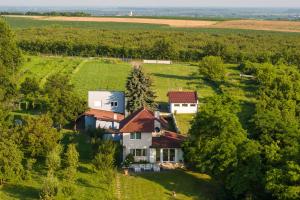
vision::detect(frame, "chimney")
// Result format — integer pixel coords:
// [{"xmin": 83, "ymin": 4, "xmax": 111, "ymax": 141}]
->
[{"xmin": 154, "ymin": 111, "xmax": 160, "ymax": 119}]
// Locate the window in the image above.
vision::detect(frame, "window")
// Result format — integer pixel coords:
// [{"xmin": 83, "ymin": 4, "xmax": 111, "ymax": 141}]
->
[
  {"xmin": 182, "ymin": 104, "xmax": 188, "ymax": 107},
  {"xmin": 190, "ymin": 104, "xmax": 196, "ymax": 107},
  {"xmin": 163, "ymin": 149, "xmax": 169, "ymax": 162},
  {"xmin": 111, "ymin": 101, "xmax": 118, "ymax": 107},
  {"xmin": 156, "ymin": 149, "xmax": 161, "ymax": 162},
  {"xmin": 170, "ymin": 149, "xmax": 175, "ymax": 162},
  {"xmin": 163, "ymin": 149, "xmax": 176, "ymax": 162},
  {"xmin": 130, "ymin": 149, "xmax": 147, "ymax": 157},
  {"xmin": 130, "ymin": 132, "xmax": 141, "ymax": 140},
  {"xmin": 174, "ymin": 104, "xmax": 180, "ymax": 107}
]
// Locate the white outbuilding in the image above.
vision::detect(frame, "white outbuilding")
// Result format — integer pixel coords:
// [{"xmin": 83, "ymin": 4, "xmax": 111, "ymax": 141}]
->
[{"xmin": 167, "ymin": 91, "xmax": 198, "ymax": 114}]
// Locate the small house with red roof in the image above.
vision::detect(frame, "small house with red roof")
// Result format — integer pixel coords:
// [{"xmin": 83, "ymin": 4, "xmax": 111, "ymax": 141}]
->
[
  {"xmin": 119, "ymin": 107, "xmax": 185, "ymax": 163},
  {"xmin": 167, "ymin": 91, "xmax": 198, "ymax": 114}
]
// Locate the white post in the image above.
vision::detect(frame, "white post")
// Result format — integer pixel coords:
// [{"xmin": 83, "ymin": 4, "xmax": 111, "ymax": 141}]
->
[{"xmin": 160, "ymin": 149, "xmax": 163, "ymax": 163}]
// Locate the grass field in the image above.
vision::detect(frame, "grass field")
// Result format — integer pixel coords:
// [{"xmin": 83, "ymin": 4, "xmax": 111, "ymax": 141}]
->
[
  {"xmin": 119, "ymin": 170, "xmax": 219, "ymax": 200},
  {"xmin": 17, "ymin": 55, "xmax": 256, "ymax": 133}
]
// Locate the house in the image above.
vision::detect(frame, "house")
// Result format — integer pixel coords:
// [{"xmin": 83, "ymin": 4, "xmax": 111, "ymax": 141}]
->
[
  {"xmin": 88, "ymin": 91, "xmax": 125, "ymax": 114},
  {"xmin": 167, "ymin": 91, "xmax": 198, "ymax": 114},
  {"xmin": 83, "ymin": 91, "xmax": 125, "ymax": 130},
  {"xmin": 119, "ymin": 107, "xmax": 185, "ymax": 164},
  {"xmin": 84, "ymin": 109, "xmax": 124, "ymax": 130}
]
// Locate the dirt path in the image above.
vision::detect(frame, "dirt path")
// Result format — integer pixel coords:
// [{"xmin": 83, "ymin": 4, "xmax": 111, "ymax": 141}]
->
[{"xmin": 115, "ymin": 173, "xmax": 121, "ymax": 200}]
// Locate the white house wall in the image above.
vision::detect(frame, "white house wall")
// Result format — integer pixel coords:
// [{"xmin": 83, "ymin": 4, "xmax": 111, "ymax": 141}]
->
[
  {"xmin": 122, "ymin": 132, "xmax": 152, "ymax": 160},
  {"xmin": 96, "ymin": 120, "xmax": 120, "ymax": 129},
  {"xmin": 170, "ymin": 103, "xmax": 198, "ymax": 114},
  {"xmin": 88, "ymin": 91, "xmax": 125, "ymax": 113}
]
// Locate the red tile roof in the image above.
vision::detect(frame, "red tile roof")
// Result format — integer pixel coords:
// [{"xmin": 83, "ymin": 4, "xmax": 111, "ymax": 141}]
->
[
  {"xmin": 119, "ymin": 107, "xmax": 166, "ymax": 133},
  {"xmin": 167, "ymin": 91, "xmax": 198, "ymax": 103},
  {"xmin": 84, "ymin": 109, "xmax": 124, "ymax": 122},
  {"xmin": 151, "ymin": 131, "xmax": 186, "ymax": 148}
]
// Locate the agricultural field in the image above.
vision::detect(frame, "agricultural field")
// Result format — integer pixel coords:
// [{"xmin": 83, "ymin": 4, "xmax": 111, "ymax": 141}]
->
[
  {"xmin": 17, "ymin": 55, "xmax": 256, "ymax": 134},
  {"xmin": 5, "ymin": 15, "xmax": 300, "ymax": 33}
]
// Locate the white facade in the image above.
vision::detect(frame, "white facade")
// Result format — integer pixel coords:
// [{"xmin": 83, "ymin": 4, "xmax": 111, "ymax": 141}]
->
[
  {"xmin": 170, "ymin": 102, "xmax": 198, "ymax": 114},
  {"xmin": 88, "ymin": 91, "xmax": 125, "ymax": 114},
  {"xmin": 122, "ymin": 132, "xmax": 152, "ymax": 162},
  {"xmin": 85, "ymin": 116, "xmax": 119, "ymax": 130},
  {"xmin": 122, "ymin": 132, "xmax": 184, "ymax": 163}
]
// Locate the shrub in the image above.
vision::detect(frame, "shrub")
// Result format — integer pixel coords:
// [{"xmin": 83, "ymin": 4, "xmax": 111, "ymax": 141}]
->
[{"xmin": 40, "ymin": 173, "xmax": 59, "ymax": 200}]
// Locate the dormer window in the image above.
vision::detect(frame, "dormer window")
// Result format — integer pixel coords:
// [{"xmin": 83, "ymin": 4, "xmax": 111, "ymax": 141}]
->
[{"xmin": 155, "ymin": 127, "xmax": 161, "ymax": 133}]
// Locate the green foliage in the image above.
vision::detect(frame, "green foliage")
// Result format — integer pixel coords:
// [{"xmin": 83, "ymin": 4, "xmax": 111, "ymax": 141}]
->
[
  {"xmin": 151, "ymin": 38, "xmax": 177, "ymax": 59},
  {"xmin": 0, "ymin": 139, "xmax": 23, "ymax": 185},
  {"xmin": 0, "ymin": 19, "xmax": 22, "ymax": 74},
  {"xmin": 46, "ymin": 144, "xmax": 62, "ymax": 173},
  {"xmin": 93, "ymin": 140, "xmax": 116, "ymax": 171},
  {"xmin": 198, "ymin": 56, "xmax": 225, "ymax": 82},
  {"xmin": 63, "ymin": 144, "xmax": 79, "ymax": 183},
  {"xmin": 184, "ymin": 95, "xmax": 263, "ymax": 198},
  {"xmin": 23, "ymin": 158, "xmax": 36, "ymax": 180},
  {"xmin": 126, "ymin": 66, "xmax": 157, "ymax": 113},
  {"xmin": 43, "ymin": 73, "xmax": 86, "ymax": 128},
  {"xmin": 22, "ymin": 115, "xmax": 62, "ymax": 157},
  {"xmin": 123, "ymin": 153, "xmax": 134, "ymax": 167},
  {"xmin": 40, "ymin": 172, "xmax": 59, "ymax": 200},
  {"xmin": 20, "ymin": 77, "xmax": 40, "ymax": 95},
  {"xmin": 250, "ymin": 63, "xmax": 300, "ymax": 200},
  {"xmin": 266, "ymin": 161, "xmax": 300, "ymax": 200}
]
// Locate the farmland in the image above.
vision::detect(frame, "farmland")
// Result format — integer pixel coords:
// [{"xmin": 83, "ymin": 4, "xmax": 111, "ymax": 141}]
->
[{"xmin": 5, "ymin": 15, "xmax": 300, "ymax": 33}]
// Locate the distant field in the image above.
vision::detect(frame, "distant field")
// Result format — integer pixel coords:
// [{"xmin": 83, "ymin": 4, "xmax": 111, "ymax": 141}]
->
[
  {"xmin": 5, "ymin": 15, "xmax": 300, "ymax": 33},
  {"xmin": 18, "ymin": 55, "xmax": 256, "ymax": 133},
  {"xmin": 5, "ymin": 15, "xmax": 217, "ymax": 28}
]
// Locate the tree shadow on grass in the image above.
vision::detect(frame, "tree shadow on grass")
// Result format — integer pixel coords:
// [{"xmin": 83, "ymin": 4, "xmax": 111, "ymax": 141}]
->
[
  {"xmin": 152, "ymin": 73, "xmax": 193, "ymax": 81},
  {"xmin": 1, "ymin": 184, "xmax": 40, "ymax": 200},
  {"xmin": 77, "ymin": 177, "xmax": 108, "ymax": 191},
  {"xmin": 187, "ymin": 72, "xmax": 221, "ymax": 95},
  {"xmin": 135, "ymin": 170, "xmax": 222, "ymax": 200}
]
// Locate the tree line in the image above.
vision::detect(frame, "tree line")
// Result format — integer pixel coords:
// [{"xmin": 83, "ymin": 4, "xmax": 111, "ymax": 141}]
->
[
  {"xmin": 13, "ymin": 27, "xmax": 300, "ymax": 68},
  {"xmin": 0, "ymin": 11, "xmax": 91, "ymax": 17}
]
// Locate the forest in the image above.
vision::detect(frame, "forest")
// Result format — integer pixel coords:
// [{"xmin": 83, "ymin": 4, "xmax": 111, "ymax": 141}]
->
[
  {"xmin": 12, "ymin": 26, "xmax": 300, "ymax": 68},
  {"xmin": 0, "ymin": 16, "xmax": 300, "ymax": 200}
]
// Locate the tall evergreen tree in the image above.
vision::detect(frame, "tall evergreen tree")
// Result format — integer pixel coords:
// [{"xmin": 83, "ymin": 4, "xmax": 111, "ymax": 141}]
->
[{"xmin": 125, "ymin": 66, "xmax": 157, "ymax": 113}]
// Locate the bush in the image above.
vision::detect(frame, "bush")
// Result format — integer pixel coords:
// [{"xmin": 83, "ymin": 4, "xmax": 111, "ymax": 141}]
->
[
  {"xmin": 40, "ymin": 173, "xmax": 59, "ymax": 200},
  {"xmin": 61, "ymin": 181, "xmax": 76, "ymax": 197}
]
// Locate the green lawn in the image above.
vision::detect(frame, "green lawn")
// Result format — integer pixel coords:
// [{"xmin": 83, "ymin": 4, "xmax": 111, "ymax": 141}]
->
[
  {"xmin": 119, "ymin": 170, "xmax": 219, "ymax": 200},
  {"xmin": 175, "ymin": 114, "xmax": 195, "ymax": 135}
]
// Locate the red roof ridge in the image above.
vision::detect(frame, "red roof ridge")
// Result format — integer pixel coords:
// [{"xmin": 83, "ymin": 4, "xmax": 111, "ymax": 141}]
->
[{"xmin": 119, "ymin": 107, "xmax": 145, "ymax": 132}]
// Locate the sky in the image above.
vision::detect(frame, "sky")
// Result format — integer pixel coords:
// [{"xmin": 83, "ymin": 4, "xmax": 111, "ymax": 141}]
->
[{"xmin": 0, "ymin": 0, "xmax": 300, "ymax": 8}]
